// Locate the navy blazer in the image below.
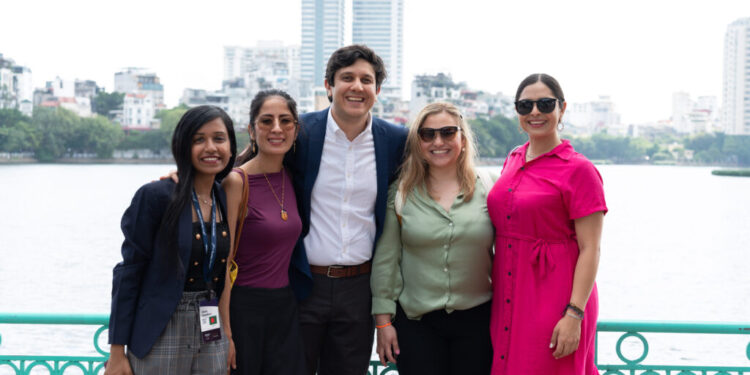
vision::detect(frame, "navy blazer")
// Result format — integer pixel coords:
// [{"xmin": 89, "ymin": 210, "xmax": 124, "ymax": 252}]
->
[
  {"xmin": 287, "ymin": 108, "xmax": 408, "ymax": 301},
  {"xmin": 108, "ymin": 179, "xmax": 228, "ymax": 358}
]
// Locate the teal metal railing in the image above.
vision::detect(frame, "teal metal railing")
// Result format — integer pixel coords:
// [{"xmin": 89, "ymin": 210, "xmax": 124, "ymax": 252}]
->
[
  {"xmin": 597, "ymin": 320, "xmax": 750, "ymax": 374},
  {"xmin": 0, "ymin": 313, "xmax": 109, "ymax": 375},
  {"xmin": 1, "ymin": 313, "xmax": 749, "ymax": 374}
]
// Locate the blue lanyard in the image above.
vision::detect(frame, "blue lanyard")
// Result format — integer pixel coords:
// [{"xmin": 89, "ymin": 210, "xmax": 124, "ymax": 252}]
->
[{"xmin": 191, "ymin": 189, "xmax": 217, "ymax": 285}]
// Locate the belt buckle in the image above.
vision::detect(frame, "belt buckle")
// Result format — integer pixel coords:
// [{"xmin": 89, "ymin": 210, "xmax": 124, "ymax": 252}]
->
[{"xmin": 326, "ymin": 265, "xmax": 344, "ymax": 278}]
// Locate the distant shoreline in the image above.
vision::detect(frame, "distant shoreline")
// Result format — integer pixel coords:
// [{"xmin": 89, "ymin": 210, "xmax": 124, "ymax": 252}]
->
[
  {"xmin": 1, "ymin": 157, "xmax": 748, "ymax": 170},
  {"xmin": 0, "ymin": 158, "xmax": 173, "ymax": 165}
]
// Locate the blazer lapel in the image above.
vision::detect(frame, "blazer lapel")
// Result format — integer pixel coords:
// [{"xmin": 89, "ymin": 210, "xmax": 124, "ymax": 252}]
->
[
  {"xmin": 304, "ymin": 109, "xmax": 328, "ymax": 211},
  {"xmin": 372, "ymin": 118, "xmax": 389, "ymax": 234},
  {"xmin": 177, "ymin": 202, "xmax": 193, "ymax": 275}
]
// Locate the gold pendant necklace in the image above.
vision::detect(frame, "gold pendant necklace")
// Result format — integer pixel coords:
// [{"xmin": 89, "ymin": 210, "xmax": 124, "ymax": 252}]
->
[{"xmin": 263, "ymin": 169, "xmax": 288, "ymax": 221}]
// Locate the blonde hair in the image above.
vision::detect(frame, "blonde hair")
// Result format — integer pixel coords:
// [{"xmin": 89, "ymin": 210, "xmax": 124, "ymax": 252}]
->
[{"xmin": 398, "ymin": 102, "xmax": 478, "ymax": 204}]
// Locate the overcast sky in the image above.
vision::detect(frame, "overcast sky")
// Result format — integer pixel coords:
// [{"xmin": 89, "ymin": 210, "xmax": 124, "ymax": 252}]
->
[{"xmin": 2, "ymin": 0, "xmax": 748, "ymax": 123}]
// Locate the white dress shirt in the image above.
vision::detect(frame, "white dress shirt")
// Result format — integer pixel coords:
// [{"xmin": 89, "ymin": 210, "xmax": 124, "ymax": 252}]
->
[{"xmin": 304, "ymin": 111, "xmax": 378, "ymax": 266}]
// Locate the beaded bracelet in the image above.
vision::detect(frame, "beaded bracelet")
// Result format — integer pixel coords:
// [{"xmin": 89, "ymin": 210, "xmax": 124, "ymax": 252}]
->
[{"xmin": 564, "ymin": 303, "xmax": 584, "ymax": 320}]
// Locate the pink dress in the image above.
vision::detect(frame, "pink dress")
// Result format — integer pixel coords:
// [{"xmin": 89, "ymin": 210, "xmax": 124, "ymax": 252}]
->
[{"xmin": 487, "ymin": 140, "xmax": 607, "ymax": 374}]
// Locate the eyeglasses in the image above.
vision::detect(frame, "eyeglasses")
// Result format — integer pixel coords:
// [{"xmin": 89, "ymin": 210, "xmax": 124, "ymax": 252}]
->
[
  {"xmin": 418, "ymin": 126, "xmax": 460, "ymax": 142},
  {"xmin": 514, "ymin": 98, "xmax": 560, "ymax": 115},
  {"xmin": 256, "ymin": 117, "xmax": 297, "ymax": 130}
]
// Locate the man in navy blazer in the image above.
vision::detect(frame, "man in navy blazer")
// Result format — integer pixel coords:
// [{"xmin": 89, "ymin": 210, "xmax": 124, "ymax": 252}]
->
[{"xmin": 287, "ymin": 45, "xmax": 408, "ymax": 375}]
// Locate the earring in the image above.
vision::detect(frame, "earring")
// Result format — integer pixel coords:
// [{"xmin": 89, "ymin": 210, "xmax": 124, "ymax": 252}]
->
[
  {"xmin": 557, "ymin": 122, "xmax": 564, "ymax": 131},
  {"xmin": 518, "ymin": 124, "xmax": 525, "ymax": 134},
  {"xmin": 251, "ymin": 140, "xmax": 255, "ymax": 154}
]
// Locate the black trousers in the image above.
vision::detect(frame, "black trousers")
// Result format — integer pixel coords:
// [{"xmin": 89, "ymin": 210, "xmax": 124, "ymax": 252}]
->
[
  {"xmin": 297, "ymin": 273, "xmax": 374, "ymax": 375},
  {"xmin": 394, "ymin": 301, "xmax": 493, "ymax": 375},
  {"xmin": 229, "ymin": 285, "xmax": 305, "ymax": 375}
]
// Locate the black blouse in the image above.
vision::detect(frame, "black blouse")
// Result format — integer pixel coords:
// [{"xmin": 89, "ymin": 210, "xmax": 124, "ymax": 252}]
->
[{"xmin": 184, "ymin": 221, "xmax": 231, "ymax": 293}]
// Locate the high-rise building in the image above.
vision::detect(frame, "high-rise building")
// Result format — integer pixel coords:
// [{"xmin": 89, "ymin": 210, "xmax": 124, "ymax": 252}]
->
[
  {"xmin": 352, "ymin": 0, "xmax": 403, "ymax": 99},
  {"xmin": 300, "ymin": 0, "xmax": 345, "ymax": 87},
  {"xmin": 722, "ymin": 17, "xmax": 750, "ymax": 135}
]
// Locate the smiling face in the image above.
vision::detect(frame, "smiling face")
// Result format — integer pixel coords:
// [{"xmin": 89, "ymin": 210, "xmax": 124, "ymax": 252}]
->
[
  {"xmin": 325, "ymin": 58, "xmax": 380, "ymax": 126},
  {"xmin": 191, "ymin": 117, "xmax": 232, "ymax": 180},
  {"xmin": 251, "ymin": 95, "xmax": 297, "ymax": 157},
  {"xmin": 419, "ymin": 111, "xmax": 465, "ymax": 171},
  {"xmin": 517, "ymin": 81, "xmax": 566, "ymax": 141}
]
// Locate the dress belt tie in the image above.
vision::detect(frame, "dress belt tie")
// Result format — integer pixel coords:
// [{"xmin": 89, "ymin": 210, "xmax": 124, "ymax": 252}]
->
[
  {"xmin": 501, "ymin": 232, "xmax": 569, "ymax": 278},
  {"xmin": 530, "ymin": 239, "xmax": 555, "ymax": 278}
]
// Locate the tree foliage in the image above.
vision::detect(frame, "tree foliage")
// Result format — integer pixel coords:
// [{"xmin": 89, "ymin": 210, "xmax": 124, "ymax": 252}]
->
[{"xmin": 93, "ymin": 92, "xmax": 125, "ymax": 117}]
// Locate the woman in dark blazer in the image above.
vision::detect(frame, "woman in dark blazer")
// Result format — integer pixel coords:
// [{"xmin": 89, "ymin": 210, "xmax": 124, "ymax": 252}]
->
[{"xmin": 106, "ymin": 105, "xmax": 237, "ymax": 375}]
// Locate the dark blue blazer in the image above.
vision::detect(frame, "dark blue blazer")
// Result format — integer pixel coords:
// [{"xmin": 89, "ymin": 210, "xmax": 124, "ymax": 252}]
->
[
  {"xmin": 287, "ymin": 108, "xmax": 408, "ymax": 300},
  {"xmin": 108, "ymin": 179, "xmax": 228, "ymax": 358}
]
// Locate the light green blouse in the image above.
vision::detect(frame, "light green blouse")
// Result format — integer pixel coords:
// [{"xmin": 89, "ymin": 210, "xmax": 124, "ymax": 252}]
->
[{"xmin": 371, "ymin": 175, "xmax": 494, "ymax": 320}]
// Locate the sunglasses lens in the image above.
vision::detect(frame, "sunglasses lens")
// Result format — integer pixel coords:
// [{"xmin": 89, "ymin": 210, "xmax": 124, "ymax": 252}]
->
[
  {"xmin": 440, "ymin": 127, "xmax": 458, "ymax": 140},
  {"xmin": 515, "ymin": 100, "xmax": 534, "ymax": 115},
  {"xmin": 537, "ymin": 99, "xmax": 557, "ymax": 113},
  {"xmin": 418, "ymin": 128, "xmax": 436, "ymax": 142}
]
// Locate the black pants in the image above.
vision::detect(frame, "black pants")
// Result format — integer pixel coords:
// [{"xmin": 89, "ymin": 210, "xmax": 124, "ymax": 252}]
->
[
  {"xmin": 229, "ymin": 285, "xmax": 305, "ymax": 375},
  {"xmin": 297, "ymin": 273, "xmax": 374, "ymax": 375},
  {"xmin": 394, "ymin": 301, "xmax": 493, "ymax": 375}
]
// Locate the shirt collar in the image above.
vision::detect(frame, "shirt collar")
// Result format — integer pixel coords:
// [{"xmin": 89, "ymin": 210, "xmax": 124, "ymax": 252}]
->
[
  {"xmin": 326, "ymin": 108, "xmax": 373, "ymax": 140},
  {"xmin": 514, "ymin": 139, "xmax": 574, "ymax": 161}
]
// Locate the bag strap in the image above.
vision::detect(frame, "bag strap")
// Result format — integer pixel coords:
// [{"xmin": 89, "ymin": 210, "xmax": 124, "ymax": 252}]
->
[
  {"xmin": 476, "ymin": 168, "xmax": 494, "ymax": 193},
  {"xmin": 228, "ymin": 167, "xmax": 249, "ymax": 263},
  {"xmin": 394, "ymin": 182, "xmax": 405, "ymax": 226}
]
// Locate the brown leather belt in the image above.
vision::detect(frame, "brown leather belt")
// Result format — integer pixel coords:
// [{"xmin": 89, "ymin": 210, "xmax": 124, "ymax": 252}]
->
[{"xmin": 310, "ymin": 261, "xmax": 371, "ymax": 278}]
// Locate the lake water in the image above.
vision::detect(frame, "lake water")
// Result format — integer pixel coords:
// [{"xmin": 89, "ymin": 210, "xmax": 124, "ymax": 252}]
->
[{"xmin": 0, "ymin": 164, "xmax": 749, "ymax": 370}]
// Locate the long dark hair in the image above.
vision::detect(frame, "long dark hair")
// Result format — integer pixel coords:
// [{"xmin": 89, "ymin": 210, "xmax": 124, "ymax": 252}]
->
[
  {"xmin": 160, "ymin": 105, "xmax": 237, "ymax": 274},
  {"xmin": 235, "ymin": 89, "xmax": 300, "ymax": 165}
]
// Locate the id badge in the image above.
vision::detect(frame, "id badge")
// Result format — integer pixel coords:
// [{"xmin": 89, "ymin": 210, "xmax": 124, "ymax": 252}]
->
[{"xmin": 199, "ymin": 298, "xmax": 221, "ymax": 343}]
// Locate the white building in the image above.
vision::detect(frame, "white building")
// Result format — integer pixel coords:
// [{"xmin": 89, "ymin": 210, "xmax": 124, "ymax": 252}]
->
[
  {"xmin": 410, "ymin": 73, "xmax": 465, "ymax": 117},
  {"xmin": 0, "ymin": 54, "xmax": 32, "ymax": 110},
  {"xmin": 48, "ymin": 77, "xmax": 75, "ymax": 98},
  {"xmin": 722, "ymin": 17, "xmax": 750, "ymax": 135},
  {"xmin": 671, "ymin": 92, "xmax": 719, "ymax": 134},
  {"xmin": 565, "ymin": 96, "xmax": 622, "ymax": 134},
  {"xmin": 301, "ymin": 0, "xmax": 345, "ymax": 87},
  {"xmin": 123, "ymin": 93, "xmax": 157, "ymax": 130},
  {"xmin": 114, "ymin": 68, "xmax": 164, "ymax": 107},
  {"xmin": 352, "ymin": 0, "xmax": 403, "ymax": 99}
]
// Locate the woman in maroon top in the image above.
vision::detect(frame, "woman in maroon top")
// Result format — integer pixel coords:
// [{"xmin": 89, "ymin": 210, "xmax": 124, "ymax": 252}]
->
[{"xmin": 220, "ymin": 89, "xmax": 305, "ymax": 375}]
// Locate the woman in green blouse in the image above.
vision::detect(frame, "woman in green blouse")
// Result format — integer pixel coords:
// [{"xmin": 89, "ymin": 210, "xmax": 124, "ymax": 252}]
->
[{"xmin": 371, "ymin": 102, "xmax": 494, "ymax": 374}]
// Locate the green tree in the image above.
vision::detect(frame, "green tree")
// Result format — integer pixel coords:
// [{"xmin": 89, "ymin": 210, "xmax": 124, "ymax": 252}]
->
[
  {"xmin": 470, "ymin": 114, "xmax": 526, "ymax": 158},
  {"xmin": 31, "ymin": 107, "xmax": 79, "ymax": 161},
  {"xmin": 93, "ymin": 92, "xmax": 125, "ymax": 117},
  {"xmin": 0, "ymin": 109, "xmax": 36, "ymax": 152},
  {"xmin": 69, "ymin": 116, "xmax": 123, "ymax": 158},
  {"xmin": 723, "ymin": 135, "xmax": 750, "ymax": 166}
]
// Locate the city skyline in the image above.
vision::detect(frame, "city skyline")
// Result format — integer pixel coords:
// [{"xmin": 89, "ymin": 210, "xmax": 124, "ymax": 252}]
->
[{"xmin": 1, "ymin": 0, "xmax": 748, "ymax": 124}]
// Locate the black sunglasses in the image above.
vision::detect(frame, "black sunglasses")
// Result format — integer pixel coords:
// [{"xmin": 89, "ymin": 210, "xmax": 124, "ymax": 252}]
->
[
  {"xmin": 514, "ymin": 98, "xmax": 560, "ymax": 115},
  {"xmin": 418, "ymin": 126, "xmax": 460, "ymax": 142}
]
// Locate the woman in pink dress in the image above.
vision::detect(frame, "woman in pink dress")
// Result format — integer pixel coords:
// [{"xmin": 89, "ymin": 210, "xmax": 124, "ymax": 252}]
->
[{"xmin": 487, "ymin": 73, "xmax": 607, "ymax": 374}]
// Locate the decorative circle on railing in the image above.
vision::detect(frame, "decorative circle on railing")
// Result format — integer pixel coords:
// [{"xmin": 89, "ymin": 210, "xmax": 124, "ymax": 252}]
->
[
  {"xmin": 0, "ymin": 333, "xmax": 2, "ymax": 347},
  {"xmin": 676, "ymin": 371, "xmax": 697, "ymax": 375},
  {"xmin": 746, "ymin": 341, "xmax": 750, "ymax": 361},
  {"xmin": 0, "ymin": 362, "xmax": 20, "ymax": 373},
  {"xmin": 641, "ymin": 371, "xmax": 660, "ymax": 375},
  {"xmin": 602, "ymin": 370, "xmax": 625, "ymax": 375},
  {"xmin": 60, "ymin": 361, "xmax": 87, "ymax": 373},
  {"xmin": 94, "ymin": 325, "xmax": 109, "ymax": 356},
  {"xmin": 26, "ymin": 360, "xmax": 54, "ymax": 373},
  {"xmin": 615, "ymin": 332, "xmax": 649, "ymax": 364},
  {"xmin": 94, "ymin": 362, "xmax": 107, "ymax": 374},
  {"xmin": 714, "ymin": 371, "xmax": 732, "ymax": 375}
]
